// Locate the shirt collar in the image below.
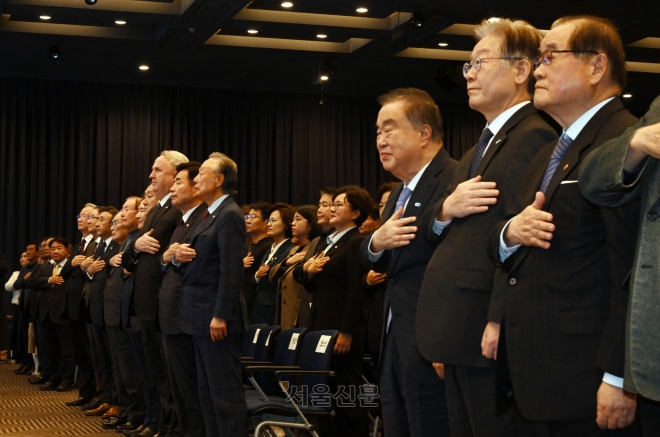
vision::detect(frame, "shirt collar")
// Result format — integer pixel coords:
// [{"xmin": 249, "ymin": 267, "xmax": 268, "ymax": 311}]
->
[
  {"xmin": 83, "ymin": 234, "xmax": 94, "ymax": 244},
  {"xmin": 405, "ymin": 160, "xmax": 432, "ymax": 191},
  {"xmin": 51, "ymin": 258, "xmax": 67, "ymax": 268},
  {"xmin": 103, "ymin": 236, "xmax": 113, "ymax": 247},
  {"xmin": 182, "ymin": 204, "xmax": 202, "ymax": 224},
  {"xmin": 158, "ymin": 193, "xmax": 171, "ymax": 208},
  {"xmin": 94, "ymin": 236, "xmax": 101, "ymax": 244},
  {"xmin": 269, "ymin": 238, "xmax": 289, "ymax": 256},
  {"xmin": 486, "ymin": 101, "xmax": 531, "ymax": 137},
  {"xmin": 327, "ymin": 226, "xmax": 357, "ymax": 245},
  {"xmin": 208, "ymin": 194, "xmax": 230, "ymax": 215},
  {"xmin": 565, "ymin": 97, "xmax": 615, "ymax": 141}
]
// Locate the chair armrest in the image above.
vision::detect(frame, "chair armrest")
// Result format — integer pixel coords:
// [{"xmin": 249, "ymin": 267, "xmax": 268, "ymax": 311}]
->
[
  {"xmin": 243, "ymin": 365, "xmax": 299, "ymax": 378},
  {"xmin": 274, "ymin": 370, "xmax": 335, "ymax": 384}
]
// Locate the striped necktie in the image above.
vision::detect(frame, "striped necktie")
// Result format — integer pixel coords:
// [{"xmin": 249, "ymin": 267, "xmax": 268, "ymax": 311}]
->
[{"xmin": 539, "ymin": 133, "xmax": 573, "ymax": 193}]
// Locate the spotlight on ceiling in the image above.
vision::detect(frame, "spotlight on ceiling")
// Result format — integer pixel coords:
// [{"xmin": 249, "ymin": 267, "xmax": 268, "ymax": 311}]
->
[
  {"xmin": 85, "ymin": 0, "xmax": 98, "ymax": 5},
  {"xmin": 115, "ymin": 20, "xmax": 126, "ymax": 25},
  {"xmin": 48, "ymin": 45, "xmax": 61, "ymax": 60},
  {"xmin": 40, "ymin": 15, "xmax": 51, "ymax": 20},
  {"xmin": 356, "ymin": 7, "xmax": 368, "ymax": 13},
  {"xmin": 139, "ymin": 65, "xmax": 149, "ymax": 71},
  {"xmin": 317, "ymin": 34, "xmax": 327, "ymax": 39},
  {"xmin": 322, "ymin": 59, "xmax": 337, "ymax": 77},
  {"xmin": 438, "ymin": 42, "xmax": 448, "ymax": 47},
  {"xmin": 247, "ymin": 29, "xmax": 258, "ymax": 34},
  {"xmin": 622, "ymin": 94, "xmax": 632, "ymax": 98},
  {"xmin": 320, "ymin": 75, "xmax": 329, "ymax": 81},
  {"xmin": 411, "ymin": 11, "xmax": 425, "ymax": 28},
  {"xmin": 281, "ymin": 1, "xmax": 293, "ymax": 7}
]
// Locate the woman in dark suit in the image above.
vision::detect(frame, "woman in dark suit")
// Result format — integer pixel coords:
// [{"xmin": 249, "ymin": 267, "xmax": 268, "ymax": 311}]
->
[
  {"xmin": 251, "ymin": 203, "xmax": 295, "ymax": 324},
  {"xmin": 302, "ymin": 185, "xmax": 373, "ymax": 437},
  {"xmin": 270, "ymin": 205, "xmax": 322, "ymax": 329}
]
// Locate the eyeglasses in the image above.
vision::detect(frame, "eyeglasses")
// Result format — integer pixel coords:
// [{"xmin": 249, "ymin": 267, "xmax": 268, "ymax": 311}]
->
[
  {"xmin": 87, "ymin": 215, "xmax": 99, "ymax": 222},
  {"xmin": 330, "ymin": 202, "xmax": 349, "ymax": 210},
  {"xmin": 463, "ymin": 57, "xmax": 523, "ymax": 77},
  {"xmin": 533, "ymin": 50, "xmax": 599, "ymax": 69},
  {"xmin": 76, "ymin": 214, "xmax": 89, "ymax": 220},
  {"xmin": 111, "ymin": 220, "xmax": 118, "ymax": 227},
  {"xmin": 245, "ymin": 214, "xmax": 263, "ymax": 221}
]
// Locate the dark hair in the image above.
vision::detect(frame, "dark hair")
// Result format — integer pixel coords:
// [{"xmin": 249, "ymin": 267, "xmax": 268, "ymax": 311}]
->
[
  {"xmin": 377, "ymin": 182, "xmax": 398, "ymax": 202},
  {"xmin": 333, "ymin": 185, "xmax": 374, "ymax": 227},
  {"xmin": 98, "ymin": 206, "xmax": 119, "ymax": 218},
  {"xmin": 269, "ymin": 203, "xmax": 296, "ymax": 239},
  {"xmin": 49, "ymin": 237, "xmax": 71, "ymax": 250},
  {"xmin": 368, "ymin": 205, "xmax": 381, "ymax": 221},
  {"xmin": 378, "ymin": 88, "xmax": 444, "ymax": 143},
  {"xmin": 552, "ymin": 15, "xmax": 626, "ymax": 89},
  {"xmin": 320, "ymin": 187, "xmax": 336, "ymax": 197},
  {"xmin": 26, "ymin": 242, "xmax": 39, "ymax": 251},
  {"xmin": 249, "ymin": 202, "xmax": 273, "ymax": 220},
  {"xmin": 295, "ymin": 204, "xmax": 323, "ymax": 241},
  {"xmin": 176, "ymin": 161, "xmax": 202, "ymax": 184}
]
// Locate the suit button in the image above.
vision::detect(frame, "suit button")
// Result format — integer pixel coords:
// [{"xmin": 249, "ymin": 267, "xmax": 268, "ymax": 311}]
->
[
  {"xmin": 647, "ymin": 212, "xmax": 658, "ymax": 221},
  {"xmin": 509, "ymin": 278, "xmax": 517, "ymax": 286},
  {"xmin": 388, "ymin": 279, "xmax": 395, "ymax": 285}
]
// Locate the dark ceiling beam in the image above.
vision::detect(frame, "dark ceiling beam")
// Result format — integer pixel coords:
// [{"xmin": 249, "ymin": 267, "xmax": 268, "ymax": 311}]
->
[{"xmin": 156, "ymin": 0, "xmax": 250, "ymax": 48}]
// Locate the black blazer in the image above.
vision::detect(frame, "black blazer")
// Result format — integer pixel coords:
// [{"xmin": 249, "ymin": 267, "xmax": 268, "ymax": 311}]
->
[
  {"xmin": 487, "ymin": 98, "xmax": 639, "ymax": 421},
  {"xmin": 158, "ymin": 203, "xmax": 207, "ymax": 335},
  {"xmin": 178, "ymin": 196, "xmax": 248, "ymax": 336},
  {"xmin": 88, "ymin": 239, "xmax": 120, "ymax": 327},
  {"xmin": 416, "ymin": 104, "xmax": 557, "ymax": 368},
  {"xmin": 103, "ymin": 237, "xmax": 133, "ymax": 328},
  {"xmin": 359, "ymin": 147, "xmax": 457, "ymax": 383},
  {"xmin": 242, "ymin": 236, "xmax": 273, "ymax": 317},
  {"xmin": 303, "ymin": 227, "xmax": 368, "ymax": 350},
  {"xmin": 61, "ymin": 237, "xmax": 97, "ymax": 321},
  {"xmin": 31, "ymin": 259, "xmax": 70, "ymax": 324},
  {"xmin": 122, "ymin": 197, "xmax": 182, "ymax": 321},
  {"xmin": 250, "ymin": 238, "xmax": 294, "ymax": 324},
  {"xmin": 14, "ymin": 262, "xmax": 38, "ymax": 315}
]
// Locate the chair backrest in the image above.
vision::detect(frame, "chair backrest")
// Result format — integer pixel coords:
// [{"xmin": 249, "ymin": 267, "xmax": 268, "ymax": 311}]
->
[
  {"xmin": 273, "ymin": 327, "xmax": 307, "ymax": 366},
  {"xmin": 253, "ymin": 325, "xmax": 281, "ymax": 362},
  {"xmin": 285, "ymin": 330, "xmax": 338, "ymax": 398},
  {"xmin": 242, "ymin": 323, "xmax": 268, "ymax": 358}
]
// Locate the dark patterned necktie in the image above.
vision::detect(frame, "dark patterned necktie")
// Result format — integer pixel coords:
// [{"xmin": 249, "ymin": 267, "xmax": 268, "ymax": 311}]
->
[
  {"xmin": 172, "ymin": 219, "xmax": 185, "ymax": 242},
  {"xmin": 539, "ymin": 133, "xmax": 573, "ymax": 193},
  {"xmin": 395, "ymin": 187, "xmax": 413, "ymax": 213},
  {"xmin": 203, "ymin": 211, "xmax": 210, "ymax": 221},
  {"xmin": 79, "ymin": 239, "xmax": 87, "ymax": 255},
  {"xmin": 469, "ymin": 127, "xmax": 494, "ymax": 178}
]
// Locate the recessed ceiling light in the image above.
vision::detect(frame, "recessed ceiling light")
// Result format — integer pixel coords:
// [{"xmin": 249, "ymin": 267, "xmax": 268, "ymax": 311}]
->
[
  {"xmin": 320, "ymin": 75, "xmax": 329, "ymax": 81},
  {"xmin": 281, "ymin": 1, "xmax": 293, "ymax": 7},
  {"xmin": 356, "ymin": 7, "xmax": 368, "ymax": 13},
  {"xmin": 40, "ymin": 15, "xmax": 51, "ymax": 20},
  {"xmin": 139, "ymin": 65, "xmax": 149, "ymax": 71},
  {"xmin": 438, "ymin": 42, "xmax": 448, "ymax": 47},
  {"xmin": 622, "ymin": 94, "xmax": 632, "ymax": 98},
  {"xmin": 488, "ymin": 17, "xmax": 500, "ymax": 23},
  {"xmin": 317, "ymin": 34, "xmax": 327, "ymax": 39},
  {"xmin": 115, "ymin": 20, "xmax": 126, "ymax": 25},
  {"xmin": 247, "ymin": 29, "xmax": 258, "ymax": 34}
]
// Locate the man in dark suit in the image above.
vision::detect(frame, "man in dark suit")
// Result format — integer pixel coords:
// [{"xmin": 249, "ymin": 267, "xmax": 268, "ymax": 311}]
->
[
  {"xmin": 579, "ymin": 96, "xmax": 660, "ymax": 436},
  {"xmin": 61, "ymin": 204, "xmax": 98, "ymax": 406},
  {"xmin": 174, "ymin": 152, "xmax": 247, "ymax": 437},
  {"xmin": 159, "ymin": 162, "xmax": 207, "ymax": 437},
  {"xmin": 102, "ymin": 205, "xmax": 146, "ymax": 432},
  {"xmin": 415, "ymin": 19, "xmax": 558, "ymax": 436},
  {"xmin": 31, "ymin": 237, "xmax": 76, "ymax": 392},
  {"xmin": 489, "ymin": 16, "xmax": 640, "ymax": 434},
  {"xmin": 12, "ymin": 242, "xmax": 40, "ymax": 376},
  {"xmin": 123, "ymin": 151, "xmax": 188, "ymax": 437},
  {"xmin": 242, "ymin": 201, "xmax": 272, "ymax": 318},
  {"xmin": 359, "ymin": 88, "xmax": 457, "ymax": 436},
  {"xmin": 85, "ymin": 206, "xmax": 121, "ymax": 416}
]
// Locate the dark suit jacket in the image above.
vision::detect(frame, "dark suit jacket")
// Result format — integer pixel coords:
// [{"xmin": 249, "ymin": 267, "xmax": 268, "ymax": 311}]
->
[
  {"xmin": 14, "ymin": 262, "xmax": 38, "ymax": 316},
  {"xmin": 303, "ymin": 227, "xmax": 368, "ymax": 350},
  {"xmin": 103, "ymin": 237, "xmax": 133, "ymax": 328},
  {"xmin": 416, "ymin": 104, "xmax": 557, "ymax": 368},
  {"xmin": 242, "ymin": 236, "xmax": 273, "ymax": 317},
  {"xmin": 122, "ymin": 197, "xmax": 182, "ymax": 321},
  {"xmin": 487, "ymin": 98, "xmax": 639, "ymax": 421},
  {"xmin": 251, "ymin": 238, "xmax": 294, "ymax": 324},
  {"xmin": 359, "ymin": 147, "xmax": 457, "ymax": 383},
  {"xmin": 22, "ymin": 262, "xmax": 48, "ymax": 321},
  {"xmin": 88, "ymin": 239, "xmax": 120, "ymax": 327},
  {"xmin": 178, "ymin": 196, "xmax": 247, "ymax": 336},
  {"xmin": 158, "ymin": 203, "xmax": 207, "ymax": 335},
  {"xmin": 31, "ymin": 259, "xmax": 70, "ymax": 324},
  {"xmin": 61, "ymin": 237, "xmax": 97, "ymax": 321}
]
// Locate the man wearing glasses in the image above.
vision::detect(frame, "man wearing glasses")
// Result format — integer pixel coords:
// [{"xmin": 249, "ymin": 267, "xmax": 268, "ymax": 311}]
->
[
  {"xmin": 490, "ymin": 16, "xmax": 639, "ymax": 434},
  {"xmin": 242, "ymin": 202, "xmax": 272, "ymax": 319},
  {"xmin": 416, "ymin": 18, "xmax": 557, "ymax": 437}
]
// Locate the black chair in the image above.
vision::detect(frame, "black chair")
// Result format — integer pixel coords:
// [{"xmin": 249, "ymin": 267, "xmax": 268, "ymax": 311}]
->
[
  {"xmin": 241, "ymin": 323, "xmax": 268, "ymax": 359},
  {"xmin": 245, "ymin": 330, "xmax": 339, "ymax": 437}
]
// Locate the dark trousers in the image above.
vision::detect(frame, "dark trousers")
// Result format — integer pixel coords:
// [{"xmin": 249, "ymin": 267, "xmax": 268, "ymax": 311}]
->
[
  {"xmin": 36, "ymin": 318, "xmax": 55, "ymax": 381},
  {"xmin": 88, "ymin": 323, "xmax": 104, "ymax": 398},
  {"xmin": 638, "ymin": 396, "xmax": 660, "ymax": 437},
  {"xmin": 92, "ymin": 324, "xmax": 117, "ymax": 404},
  {"xmin": 54, "ymin": 321, "xmax": 76, "ymax": 384},
  {"xmin": 141, "ymin": 320, "xmax": 178, "ymax": 435},
  {"xmin": 193, "ymin": 333, "xmax": 247, "ymax": 437},
  {"xmin": 444, "ymin": 364, "xmax": 516, "ymax": 437},
  {"xmin": 108, "ymin": 325, "xmax": 146, "ymax": 423},
  {"xmin": 69, "ymin": 316, "xmax": 95, "ymax": 400},
  {"xmin": 379, "ymin": 330, "xmax": 449, "ymax": 437},
  {"xmin": 9, "ymin": 304, "xmax": 28, "ymax": 363},
  {"xmin": 163, "ymin": 332, "xmax": 206, "ymax": 437},
  {"xmin": 128, "ymin": 330, "xmax": 159, "ymax": 430}
]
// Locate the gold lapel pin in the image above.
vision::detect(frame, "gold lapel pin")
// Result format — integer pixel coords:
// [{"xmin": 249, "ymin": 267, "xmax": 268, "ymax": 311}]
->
[{"xmin": 563, "ymin": 164, "xmax": 569, "ymax": 171}]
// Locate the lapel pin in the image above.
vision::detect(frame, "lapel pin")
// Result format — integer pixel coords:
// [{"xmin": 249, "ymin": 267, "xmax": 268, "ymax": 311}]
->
[
  {"xmin": 334, "ymin": 245, "xmax": 338, "ymax": 249},
  {"xmin": 414, "ymin": 202, "xmax": 421, "ymax": 207},
  {"xmin": 495, "ymin": 139, "xmax": 502, "ymax": 144},
  {"xmin": 563, "ymin": 164, "xmax": 569, "ymax": 171}
]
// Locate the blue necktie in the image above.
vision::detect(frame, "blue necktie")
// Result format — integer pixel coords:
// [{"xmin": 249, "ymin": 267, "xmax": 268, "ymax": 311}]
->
[
  {"xmin": 469, "ymin": 127, "xmax": 494, "ymax": 178},
  {"xmin": 539, "ymin": 133, "xmax": 573, "ymax": 193},
  {"xmin": 395, "ymin": 187, "xmax": 413, "ymax": 213}
]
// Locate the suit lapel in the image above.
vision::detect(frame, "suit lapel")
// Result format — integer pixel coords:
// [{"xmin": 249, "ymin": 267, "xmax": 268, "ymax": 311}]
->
[
  {"xmin": 150, "ymin": 199, "xmax": 172, "ymax": 230},
  {"xmin": 266, "ymin": 241, "xmax": 291, "ymax": 266},
  {"xmin": 382, "ymin": 183, "xmax": 403, "ymax": 222},
  {"xmin": 324, "ymin": 228, "xmax": 357, "ymax": 258},
  {"xmin": 190, "ymin": 197, "xmax": 235, "ymax": 243}
]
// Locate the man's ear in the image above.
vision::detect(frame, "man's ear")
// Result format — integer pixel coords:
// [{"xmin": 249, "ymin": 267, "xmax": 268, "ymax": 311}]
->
[
  {"xmin": 590, "ymin": 53, "xmax": 609, "ymax": 85},
  {"xmin": 419, "ymin": 124, "xmax": 433, "ymax": 146},
  {"xmin": 216, "ymin": 173, "xmax": 225, "ymax": 189},
  {"xmin": 514, "ymin": 59, "xmax": 532, "ymax": 85}
]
